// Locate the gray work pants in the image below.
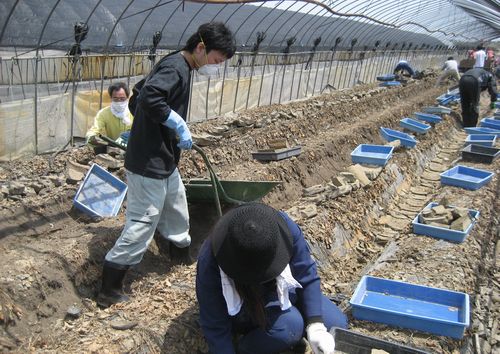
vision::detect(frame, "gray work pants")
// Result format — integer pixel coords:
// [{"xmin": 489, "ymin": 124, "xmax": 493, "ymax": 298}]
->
[{"xmin": 105, "ymin": 169, "xmax": 190, "ymax": 266}]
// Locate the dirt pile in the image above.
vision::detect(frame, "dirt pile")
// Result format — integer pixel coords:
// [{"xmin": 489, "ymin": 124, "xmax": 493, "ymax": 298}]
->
[{"xmin": 0, "ymin": 77, "xmax": 498, "ymax": 353}]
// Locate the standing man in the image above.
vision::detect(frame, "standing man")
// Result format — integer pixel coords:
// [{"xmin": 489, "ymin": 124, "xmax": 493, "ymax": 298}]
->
[
  {"xmin": 458, "ymin": 68, "xmax": 497, "ymax": 127},
  {"xmin": 97, "ymin": 22, "xmax": 236, "ymax": 308},
  {"xmin": 436, "ymin": 57, "xmax": 460, "ymax": 86},
  {"xmin": 473, "ymin": 45, "xmax": 486, "ymax": 68}
]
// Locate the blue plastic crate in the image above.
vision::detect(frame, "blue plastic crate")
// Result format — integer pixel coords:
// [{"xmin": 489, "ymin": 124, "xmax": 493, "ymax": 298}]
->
[
  {"xmin": 436, "ymin": 94, "xmax": 453, "ymax": 105},
  {"xmin": 465, "ymin": 134, "xmax": 496, "ymax": 147},
  {"xmin": 464, "ymin": 127, "xmax": 500, "ymax": 137},
  {"xmin": 73, "ymin": 163, "xmax": 128, "ymax": 218},
  {"xmin": 376, "ymin": 74, "xmax": 396, "ymax": 81},
  {"xmin": 379, "ymin": 81, "xmax": 401, "ymax": 87},
  {"xmin": 380, "ymin": 127, "xmax": 417, "ymax": 148},
  {"xmin": 480, "ymin": 118, "xmax": 500, "ymax": 130},
  {"xmin": 412, "ymin": 202, "xmax": 479, "ymax": 243},
  {"xmin": 350, "ymin": 275, "xmax": 470, "ymax": 339},
  {"xmin": 351, "ymin": 144, "xmax": 394, "ymax": 166},
  {"xmin": 414, "ymin": 112, "xmax": 443, "ymax": 124},
  {"xmin": 422, "ymin": 106, "xmax": 451, "ymax": 115},
  {"xmin": 400, "ymin": 118, "xmax": 431, "ymax": 134},
  {"xmin": 440, "ymin": 165, "xmax": 494, "ymax": 190}
]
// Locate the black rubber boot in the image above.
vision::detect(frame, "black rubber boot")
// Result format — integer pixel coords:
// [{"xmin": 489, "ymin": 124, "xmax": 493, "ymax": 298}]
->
[
  {"xmin": 169, "ymin": 243, "xmax": 192, "ymax": 265},
  {"xmin": 96, "ymin": 262, "xmax": 130, "ymax": 308}
]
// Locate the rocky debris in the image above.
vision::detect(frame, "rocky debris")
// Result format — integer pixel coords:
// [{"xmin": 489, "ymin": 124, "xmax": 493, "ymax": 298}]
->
[
  {"xmin": 385, "ymin": 140, "xmax": 401, "ymax": 150},
  {"xmin": 192, "ymin": 133, "xmax": 221, "ymax": 147},
  {"xmin": 266, "ymin": 138, "xmax": 288, "ymax": 149},
  {"xmin": 65, "ymin": 305, "xmax": 81, "ymax": 320},
  {"xmin": 110, "ymin": 319, "xmax": 139, "ymax": 331},
  {"xmin": 287, "ymin": 204, "xmax": 318, "ymax": 221},
  {"xmin": 8, "ymin": 181, "xmax": 25, "ymax": 196},
  {"xmin": 347, "ymin": 164, "xmax": 371, "ymax": 187},
  {"xmin": 94, "ymin": 154, "xmax": 123, "ymax": 170},
  {"xmin": 48, "ymin": 174, "xmax": 65, "ymax": 187},
  {"xmin": 418, "ymin": 202, "xmax": 473, "ymax": 232},
  {"xmin": 66, "ymin": 160, "xmax": 89, "ymax": 185}
]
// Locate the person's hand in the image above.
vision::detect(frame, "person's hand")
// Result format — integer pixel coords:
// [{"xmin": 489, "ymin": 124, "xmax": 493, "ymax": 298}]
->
[
  {"xmin": 88, "ymin": 135, "xmax": 107, "ymax": 146},
  {"xmin": 164, "ymin": 110, "xmax": 192, "ymax": 150},
  {"xmin": 306, "ymin": 323, "xmax": 335, "ymax": 354}
]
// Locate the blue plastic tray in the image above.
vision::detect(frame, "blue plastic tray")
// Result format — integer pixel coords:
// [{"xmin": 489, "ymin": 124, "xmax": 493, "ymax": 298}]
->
[
  {"xmin": 380, "ymin": 127, "xmax": 417, "ymax": 148},
  {"xmin": 465, "ymin": 134, "xmax": 496, "ymax": 147},
  {"xmin": 412, "ymin": 202, "xmax": 479, "ymax": 243},
  {"xmin": 376, "ymin": 74, "xmax": 396, "ymax": 81},
  {"xmin": 422, "ymin": 106, "xmax": 451, "ymax": 115},
  {"xmin": 400, "ymin": 118, "xmax": 431, "ymax": 134},
  {"xmin": 350, "ymin": 275, "xmax": 470, "ymax": 339},
  {"xmin": 351, "ymin": 144, "xmax": 394, "ymax": 166},
  {"xmin": 464, "ymin": 127, "xmax": 500, "ymax": 137},
  {"xmin": 414, "ymin": 112, "xmax": 443, "ymax": 124},
  {"xmin": 480, "ymin": 118, "xmax": 500, "ymax": 130},
  {"xmin": 440, "ymin": 165, "xmax": 494, "ymax": 190},
  {"xmin": 379, "ymin": 81, "xmax": 401, "ymax": 87},
  {"xmin": 436, "ymin": 94, "xmax": 453, "ymax": 105},
  {"xmin": 73, "ymin": 163, "xmax": 128, "ymax": 218}
]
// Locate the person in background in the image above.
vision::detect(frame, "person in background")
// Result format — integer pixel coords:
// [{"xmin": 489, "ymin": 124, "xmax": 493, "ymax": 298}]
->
[
  {"xmin": 458, "ymin": 67, "xmax": 497, "ymax": 127},
  {"xmin": 436, "ymin": 56, "xmax": 460, "ymax": 86},
  {"xmin": 97, "ymin": 22, "xmax": 236, "ymax": 308},
  {"xmin": 196, "ymin": 203, "xmax": 348, "ymax": 354},
  {"xmin": 473, "ymin": 45, "xmax": 486, "ymax": 68},
  {"xmin": 393, "ymin": 59, "xmax": 416, "ymax": 78},
  {"xmin": 86, "ymin": 82, "xmax": 134, "ymax": 148}
]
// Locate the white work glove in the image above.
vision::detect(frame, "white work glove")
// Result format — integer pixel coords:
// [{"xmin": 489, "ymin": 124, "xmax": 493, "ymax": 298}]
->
[
  {"xmin": 306, "ymin": 323, "xmax": 335, "ymax": 354},
  {"xmin": 163, "ymin": 109, "xmax": 192, "ymax": 150}
]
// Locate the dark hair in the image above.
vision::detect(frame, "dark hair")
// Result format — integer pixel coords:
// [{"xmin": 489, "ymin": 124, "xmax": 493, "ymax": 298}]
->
[
  {"xmin": 183, "ymin": 22, "xmax": 236, "ymax": 59},
  {"xmin": 234, "ymin": 282, "xmax": 267, "ymax": 329},
  {"xmin": 476, "ymin": 45, "xmax": 484, "ymax": 51},
  {"xmin": 447, "ymin": 56, "xmax": 454, "ymax": 60},
  {"xmin": 108, "ymin": 82, "xmax": 129, "ymax": 97}
]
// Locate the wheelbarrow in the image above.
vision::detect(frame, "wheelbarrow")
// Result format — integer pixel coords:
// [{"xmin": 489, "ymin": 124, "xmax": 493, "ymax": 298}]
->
[
  {"xmin": 96, "ymin": 137, "xmax": 281, "ymax": 216},
  {"xmin": 187, "ymin": 144, "xmax": 281, "ymax": 216}
]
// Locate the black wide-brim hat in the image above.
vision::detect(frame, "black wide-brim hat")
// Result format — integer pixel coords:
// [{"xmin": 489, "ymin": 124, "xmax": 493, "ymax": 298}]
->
[{"xmin": 211, "ymin": 203, "xmax": 293, "ymax": 285}]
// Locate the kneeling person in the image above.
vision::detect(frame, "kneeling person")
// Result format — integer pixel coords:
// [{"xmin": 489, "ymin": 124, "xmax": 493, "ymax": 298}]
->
[{"xmin": 196, "ymin": 203, "xmax": 348, "ymax": 354}]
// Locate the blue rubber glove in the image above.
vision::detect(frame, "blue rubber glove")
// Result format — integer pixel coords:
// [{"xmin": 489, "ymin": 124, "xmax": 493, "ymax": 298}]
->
[
  {"xmin": 119, "ymin": 131, "xmax": 130, "ymax": 144},
  {"xmin": 163, "ymin": 110, "xmax": 192, "ymax": 150}
]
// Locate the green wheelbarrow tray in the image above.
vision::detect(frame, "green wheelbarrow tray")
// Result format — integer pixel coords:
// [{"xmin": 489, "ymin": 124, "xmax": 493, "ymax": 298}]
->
[
  {"xmin": 184, "ymin": 179, "xmax": 281, "ymax": 203},
  {"xmin": 188, "ymin": 144, "xmax": 282, "ymax": 216}
]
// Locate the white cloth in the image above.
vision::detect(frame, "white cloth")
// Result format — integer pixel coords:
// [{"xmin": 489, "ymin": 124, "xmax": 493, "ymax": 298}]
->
[
  {"xmin": 110, "ymin": 101, "xmax": 132, "ymax": 125},
  {"xmin": 442, "ymin": 60, "xmax": 458, "ymax": 72},
  {"xmin": 474, "ymin": 50, "xmax": 486, "ymax": 68},
  {"xmin": 219, "ymin": 264, "xmax": 303, "ymax": 316}
]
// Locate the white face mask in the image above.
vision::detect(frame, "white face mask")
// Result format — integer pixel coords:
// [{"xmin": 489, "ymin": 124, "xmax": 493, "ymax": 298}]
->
[
  {"xmin": 198, "ymin": 63, "xmax": 220, "ymax": 76},
  {"xmin": 111, "ymin": 101, "xmax": 131, "ymax": 125}
]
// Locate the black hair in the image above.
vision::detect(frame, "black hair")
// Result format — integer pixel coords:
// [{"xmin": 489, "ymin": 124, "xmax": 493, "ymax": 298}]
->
[
  {"xmin": 108, "ymin": 82, "xmax": 129, "ymax": 97},
  {"xmin": 447, "ymin": 56, "xmax": 454, "ymax": 60},
  {"xmin": 183, "ymin": 22, "xmax": 236, "ymax": 59},
  {"xmin": 476, "ymin": 45, "xmax": 484, "ymax": 51}
]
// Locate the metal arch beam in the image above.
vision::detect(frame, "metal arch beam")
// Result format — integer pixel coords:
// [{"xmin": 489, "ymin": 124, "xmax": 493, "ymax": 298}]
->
[
  {"xmin": 0, "ymin": 0, "xmax": 21, "ymax": 46},
  {"xmin": 295, "ymin": 8, "xmax": 330, "ymax": 47},
  {"xmin": 251, "ymin": 0, "xmax": 301, "ymax": 48},
  {"xmin": 317, "ymin": 0, "xmax": 401, "ymax": 49},
  {"xmin": 243, "ymin": 1, "xmax": 286, "ymax": 46},
  {"xmin": 232, "ymin": 2, "xmax": 267, "ymax": 41},
  {"xmin": 177, "ymin": 3, "xmax": 209, "ymax": 46},
  {"xmin": 129, "ymin": 0, "xmax": 164, "ymax": 50},
  {"xmin": 267, "ymin": 1, "xmax": 309, "ymax": 47},
  {"xmin": 99, "ymin": 0, "xmax": 136, "ymax": 109}
]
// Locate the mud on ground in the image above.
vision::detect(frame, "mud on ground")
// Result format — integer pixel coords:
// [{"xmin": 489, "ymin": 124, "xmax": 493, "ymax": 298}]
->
[{"xmin": 0, "ymin": 77, "xmax": 498, "ymax": 353}]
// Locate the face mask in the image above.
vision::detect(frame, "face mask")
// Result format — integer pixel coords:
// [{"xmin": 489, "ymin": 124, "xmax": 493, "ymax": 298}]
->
[
  {"xmin": 198, "ymin": 64, "xmax": 220, "ymax": 76},
  {"xmin": 111, "ymin": 100, "xmax": 128, "ymax": 113}
]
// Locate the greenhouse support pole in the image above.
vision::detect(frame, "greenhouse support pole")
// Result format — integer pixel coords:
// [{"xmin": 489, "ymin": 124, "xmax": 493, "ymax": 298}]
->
[
  {"xmin": 257, "ymin": 54, "xmax": 267, "ymax": 107},
  {"xmin": 219, "ymin": 60, "xmax": 228, "ymax": 115}
]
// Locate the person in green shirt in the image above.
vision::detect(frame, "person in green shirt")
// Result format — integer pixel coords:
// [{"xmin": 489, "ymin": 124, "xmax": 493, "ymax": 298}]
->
[{"xmin": 86, "ymin": 82, "xmax": 134, "ymax": 147}]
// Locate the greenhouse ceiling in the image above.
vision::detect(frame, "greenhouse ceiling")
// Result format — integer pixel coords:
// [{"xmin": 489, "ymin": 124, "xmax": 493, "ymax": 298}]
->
[{"xmin": 0, "ymin": 0, "xmax": 498, "ymax": 55}]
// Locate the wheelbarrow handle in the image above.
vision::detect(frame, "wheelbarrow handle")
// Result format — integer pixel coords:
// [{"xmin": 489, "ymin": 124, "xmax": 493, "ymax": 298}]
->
[{"xmin": 192, "ymin": 144, "xmax": 246, "ymax": 216}]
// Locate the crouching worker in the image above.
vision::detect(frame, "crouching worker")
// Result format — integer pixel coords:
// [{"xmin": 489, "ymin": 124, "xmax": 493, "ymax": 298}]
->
[
  {"xmin": 86, "ymin": 82, "xmax": 134, "ymax": 149},
  {"xmin": 393, "ymin": 59, "xmax": 416, "ymax": 78},
  {"xmin": 196, "ymin": 203, "xmax": 348, "ymax": 354}
]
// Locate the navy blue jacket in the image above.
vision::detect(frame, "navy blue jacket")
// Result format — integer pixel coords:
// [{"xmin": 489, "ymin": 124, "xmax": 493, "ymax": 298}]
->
[{"xmin": 196, "ymin": 212, "xmax": 322, "ymax": 354}]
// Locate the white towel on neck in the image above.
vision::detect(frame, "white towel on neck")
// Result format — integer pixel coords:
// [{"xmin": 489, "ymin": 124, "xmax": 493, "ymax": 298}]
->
[{"xmin": 219, "ymin": 264, "xmax": 302, "ymax": 316}]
